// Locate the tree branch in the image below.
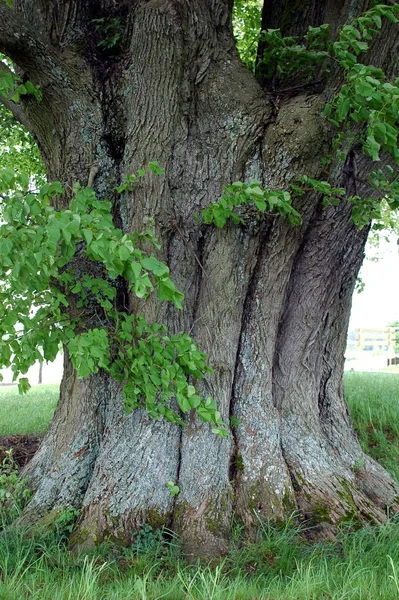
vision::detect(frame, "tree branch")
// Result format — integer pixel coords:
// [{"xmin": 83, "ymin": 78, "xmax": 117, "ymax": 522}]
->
[
  {"xmin": 0, "ymin": 3, "xmax": 34, "ymax": 56},
  {"xmin": 0, "ymin": 2, "xmax": 55, "ymax": 76}
]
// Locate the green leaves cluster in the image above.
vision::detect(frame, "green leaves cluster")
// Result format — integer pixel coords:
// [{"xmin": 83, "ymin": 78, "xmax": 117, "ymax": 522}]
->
[
  {"xmin": 293, "ymin": 172, "xmax": 399, "ymax": 230},
  {"xmin": 166, "ymin": 481, "xmax": 180, "ymax": 497},
  {"xmin": 0, "ymin": 167, "xmax": 226, "ymax": 435},
  {"xmin": 202, "ymin": 180, "xmax": 302, "ymax": 228},
  {"xmin": 257, "ymin": 4, "xmax": 399, "ymax": 231},
  {"xmin": 259, "ymin": 4, "xmax": 399, "ymax": 90},
  {"xmin": 292, "ymin": 176, "xmax": 346, "ymax": 207},
  {"xmin": 0, "ymin": 103, "xmax": 44, "ymax": 183},
  {"xmin": 260, "ymin": 4, "xmax": 399, "ymax": 166},
  {"xmin": 0, "ymin": 449, "xmax": 32, "ymax": 524},
  {"xmin": 0, "ymin": 68, "xmax": 41, "ymax": 103},
  {"xmin": 259, "ymin": 25, "xmax": 331, "ymax": 82},
  {"xmin": 324, "ymin": 4, "xmax": 399, "ymax": 164},
  {"xmin": 91, "ymin": 17, "xmax": 124, "ymax": 60}
]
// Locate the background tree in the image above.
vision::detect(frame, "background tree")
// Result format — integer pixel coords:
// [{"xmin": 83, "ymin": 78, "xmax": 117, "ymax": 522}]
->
[
  {"xmin": 388, "ymin": 321, "xmax": 399, "ymax": 354},
  {"xmin": 0, "ymin": 0, "xmax": 399, "ymax": 558}
]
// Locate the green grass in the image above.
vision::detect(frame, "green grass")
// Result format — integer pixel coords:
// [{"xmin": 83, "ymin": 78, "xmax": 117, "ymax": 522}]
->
[
  {"xmin": 0, "ymin": 373, "xmax": 399, "ymax": 599},
  {"xmin": 1, "ymin": 516, "xmax": 399, "ymax": 599},
  {"xmin": 345, "ymin": 372, "xmax": 399, "ymax": 481},
  {"xmin": 0, "ymin": 384, "xmax": 59, "ymax": 436}
]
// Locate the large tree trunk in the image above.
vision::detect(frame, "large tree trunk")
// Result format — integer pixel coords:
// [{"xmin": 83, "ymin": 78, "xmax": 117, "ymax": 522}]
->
[{"xmin": 2, "ymin": 0, "xmax": 399, "ymax": 556}]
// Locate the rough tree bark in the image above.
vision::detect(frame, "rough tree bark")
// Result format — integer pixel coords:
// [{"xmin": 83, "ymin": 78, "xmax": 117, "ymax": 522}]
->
[{"xmin": 1, "ymin": 0, "xmax": 398, "ymax": 556}]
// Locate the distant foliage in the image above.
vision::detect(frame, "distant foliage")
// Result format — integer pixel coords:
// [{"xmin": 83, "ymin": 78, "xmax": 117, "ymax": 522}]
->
[
  {"xmin": 0, "ymin": 54, "xmax": 44, "ymax": 187},
  {"xmin": 233, "ymin": 0, "xmax": 262, "ymax": 72}
]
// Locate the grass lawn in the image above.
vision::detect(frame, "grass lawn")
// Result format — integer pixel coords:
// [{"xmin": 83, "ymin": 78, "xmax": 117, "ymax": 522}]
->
[
  {"xmin": 0, "ymin": 373, "xmax": 399, "ymax": 599},
  {"xmin": 345, "ymin": 372, "xmax": 399, "ymax": 482},
  {"xmin": 0, "ymin": 384, "xmax": 59, "ymax": 436}
]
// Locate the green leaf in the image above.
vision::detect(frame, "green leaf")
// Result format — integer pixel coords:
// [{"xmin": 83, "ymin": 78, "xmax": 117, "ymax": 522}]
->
[
  {"xmin": 187, "ymin": 384, "xmax": 196, "ymax": 397},
  {"xmin": 254, "ymin": 198, "xmax": 266, "ymax": 212},
  {"xmin": 18, "ymin": 377, "xmax": 31, "ymax": 395},
  {"xmin": 157, "ymin": 279, "xmax": 184, "ymax": 309},
  {"xmin": 148, "ymin": 161, "xmax": 165, "ymax": 175},
  {"xmin": 141, "ymin": 256, "xmax": 169, "ymax": 277},
  {"xmin": 188, "ymin": 394, "xmax": 201, "ymax": 409},
  {"xmin": 82, "ymin": 229, "xmax": 93, "ymax": 245},
  {"xmin": 177, "ymin": 395, "xmax": 191, "ymax": 412},
  {"xmin": 196, "ymin": 406, "xmax": 214, "ymax": 422},
  {"xmin": 62, "ymin": 227, "xmax": 71, "ymax": 244},
  {"xmin": 118, "ymin": 246, "xmax": 131, "ymax": 261},
  {"xmin": 364, "ymin": 134, "xmax": 381, "ymax": 161},
  {"xmin": 247, "ymin": 186, "xmax": 264, "ymax": 197},
  {"xmin": 166, "ymin": 481, "xmax": 180, "ymax": 496}
]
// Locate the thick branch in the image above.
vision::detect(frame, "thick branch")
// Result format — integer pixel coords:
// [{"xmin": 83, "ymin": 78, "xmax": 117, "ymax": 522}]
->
[
  {"xmin": 0, "ymin": 3, "xmax": 50, "ymax": 68},
  {"xmin": 0, "ymin": 4, "xmax": 97, "ymax": 155},
  {"xmin": 0, "ymin": 2, "xmax": 81, "ymax": 89}
]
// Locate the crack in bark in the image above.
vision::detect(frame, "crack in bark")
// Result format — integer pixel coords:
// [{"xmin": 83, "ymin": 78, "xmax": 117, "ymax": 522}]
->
[
  {"xmin": 229, "ymin": 221, "xmax": 274, "ymax": 500},
  {"xmin": 189, "ymin": 226, "xmax": 208, "ymax": 334}
]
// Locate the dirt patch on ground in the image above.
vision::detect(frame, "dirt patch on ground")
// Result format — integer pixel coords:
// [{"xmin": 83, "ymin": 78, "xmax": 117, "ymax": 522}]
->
[{"xmin": 0, "ymin": 435, "xmax": 42, "ymax": 469}]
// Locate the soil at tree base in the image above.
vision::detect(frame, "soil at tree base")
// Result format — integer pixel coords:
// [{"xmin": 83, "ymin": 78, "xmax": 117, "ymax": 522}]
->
[{"xmin": 0, "ymin": 435, "xmax": 42, "ymax": 469}]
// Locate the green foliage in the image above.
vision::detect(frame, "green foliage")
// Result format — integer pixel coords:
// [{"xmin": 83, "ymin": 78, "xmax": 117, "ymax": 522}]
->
[
  {"xmin": 259, "ymin": 25, "xmax": 331, "ymax": 82},
  {"xmin": 324, "ymin": 4, "xmax": 399, "ymax": 168},
  {"xmin": 259, "ymin": 4, "xmax": 399, "ymax": 89},
  {"xmin": 166, "ymin": 481, "xmax": 180, "ymax": 497},
  {"xmin": 292, "ymin": 175, "xmax": 346, "ymax": 207},
  {"xmin": 255, "ymin": 4, "xmax": 399, "ymax": 231},
  {"xmin": 0, "ymin": 67, "xmax": 41, "ymax": 104},
  {"xmin": 259, "ymin": 2, "xmax": 399, "ymax": 156},
  {"xmin": 0, "ymin": 104, "xmax": 44, "ymax": 184},
  {"xmin": 0, "ymin": 167, "xmax": 226, "ymax": 434},
  {"xmin": 209, "ymin": 6, "xmax": 399, "ymax": 232},
  {"xmin": 232, "ymin": 0, "xmax": 263, "ymax": 72},
  {"xmin": 202, "ymin": 179, "xmax": 302, "ymax": 228},
  {"xmin": 0, "ymin": 450, "xmax": 31, "ymax": 526},
  {"xmin": 129, "ymin": 523, "xmax": 168, "ymax": 556},
  {"xmin": 52, "ymin": 507, "xmax": 80, "ymax": 544},
  {"xmin": 345, "ymin": 372, "xmax": 399, "ymax": 482},
  {"xmin": 0, "ymin": 56, "xmax": 45, "ymax": 190},
  {"xmin": 92, "ymin": 17, "xmax": 123, "ymax": 58}
]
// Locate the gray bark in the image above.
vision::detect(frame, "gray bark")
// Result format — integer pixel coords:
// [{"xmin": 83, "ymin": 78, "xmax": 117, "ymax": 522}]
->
[{"xmin": 1, "ymin": 0, "xmax": 398, "ymax": 556}]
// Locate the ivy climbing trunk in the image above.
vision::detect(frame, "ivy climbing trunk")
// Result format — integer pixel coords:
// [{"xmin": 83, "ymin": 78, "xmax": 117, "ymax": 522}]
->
[{"xmin": 1, "ymin": 0, "xmax": 399, "ymax": 557}]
